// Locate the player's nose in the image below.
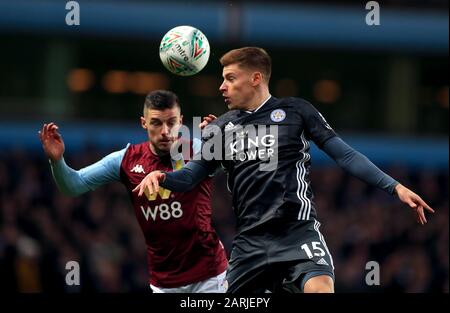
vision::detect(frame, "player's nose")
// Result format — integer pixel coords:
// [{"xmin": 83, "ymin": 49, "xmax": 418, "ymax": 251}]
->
[
  {"xmin": 219, "ymin": 81, "xmax": 227, "ymax": 92},
  {"xmin": 161, "ymin": 123, "xmax": 170, "ymax": 136}
]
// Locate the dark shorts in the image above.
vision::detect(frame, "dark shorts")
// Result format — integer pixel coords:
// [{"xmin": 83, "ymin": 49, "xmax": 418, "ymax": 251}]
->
[{"xmin": 226, "ymin": 218, "xmax": 335, "ymax": 293}]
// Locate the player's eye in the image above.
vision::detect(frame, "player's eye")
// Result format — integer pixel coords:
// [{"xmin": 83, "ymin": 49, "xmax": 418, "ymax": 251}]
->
[
  {"xmin": 167, "ymin": 119, "xmax": 177, "ymax": 126},
  {"xmin": 224, "ymin": 75, "xmax": 235, "ymax": 82}
]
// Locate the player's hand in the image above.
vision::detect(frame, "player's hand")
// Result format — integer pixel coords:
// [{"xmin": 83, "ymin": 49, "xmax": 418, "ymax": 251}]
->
[
  {"xmin": 198, "ymin": 114, "xmax": 217, "ymax": 129},
  {"xmin": 133, "ymin": 170, "xmax": 167, "ymax": 197},
  {"xmin": 38, "ymin": 122, "xmax": 65, "ymax": 162},
  {"xmin": 394, "ymin": 184, "xmax": 435, "ymax": 225}
]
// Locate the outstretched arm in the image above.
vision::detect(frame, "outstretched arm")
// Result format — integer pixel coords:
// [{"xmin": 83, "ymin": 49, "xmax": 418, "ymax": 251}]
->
[
  {"xmin": 39, "ymin": 123, "xmax": 126, "ymax": 196},
  {"xmin": 49, "ymin": 158, "xmax": 93, "ymax": 196},
  {"xmin": 322, "ymin": 136, "xmax": 435, "ymax": 224},
  {"xmin": 133, "ymin": 160, "xmax": 212, "ymax": 196},
  {"xmin": 322, "ymin": 136, "xmax": 398, "ymax": 194},
  {"xmin": 49, "ymin": 151, "xmax": 126, "ymax": 196}
]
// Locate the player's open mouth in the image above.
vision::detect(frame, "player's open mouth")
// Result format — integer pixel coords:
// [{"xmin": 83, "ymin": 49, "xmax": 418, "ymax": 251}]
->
[{"xmin": 223, "ymin": 97, "xmax": 230, "ymax": 104}]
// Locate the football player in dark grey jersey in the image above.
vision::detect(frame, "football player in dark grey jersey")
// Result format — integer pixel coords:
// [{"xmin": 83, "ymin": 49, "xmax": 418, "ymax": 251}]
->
[{"xmin": 135, "ymin": 47, "xmax": 434, "ymax": 293}]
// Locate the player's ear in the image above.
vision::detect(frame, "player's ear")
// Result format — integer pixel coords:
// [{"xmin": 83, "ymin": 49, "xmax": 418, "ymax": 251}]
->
[
  {"xmin": 140, "ymin": 116, "xmax": 147, "ymax": 130},
  {"xmin": 179, "ymin": 115, "xmax": 183, "ymax": 125},
  {"xmin": 252, "ymin": 72, "xmax": 262, "ymax": 86}
]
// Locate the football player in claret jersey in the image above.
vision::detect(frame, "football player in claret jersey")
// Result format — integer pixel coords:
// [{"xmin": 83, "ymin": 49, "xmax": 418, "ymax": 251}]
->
[
  {"xmin": 39, "ymin": 90, "xmax": 228, "ymax": 293},
  {"xmin": 135, "ymin": 47, "xmax": 435, "ymax": 293}
]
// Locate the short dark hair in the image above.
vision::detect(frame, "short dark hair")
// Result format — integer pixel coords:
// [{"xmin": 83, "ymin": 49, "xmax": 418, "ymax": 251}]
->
[
  {"xmin": 144, "ymin": 90, "xmax": 180, "ymax": 111},
  {"xmin": 220, "ymin": 47, "xmax": 272, "ymax": 82}
]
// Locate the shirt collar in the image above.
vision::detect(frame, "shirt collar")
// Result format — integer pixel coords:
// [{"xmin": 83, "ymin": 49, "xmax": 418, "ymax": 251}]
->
[{"xmin": 245, "ymin": 94, "xmax": 272, "ymax": 114}]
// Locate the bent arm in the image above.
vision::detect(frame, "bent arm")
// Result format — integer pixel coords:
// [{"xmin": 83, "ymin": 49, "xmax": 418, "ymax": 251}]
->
[
  {"xmin": 322, "ymin": 137, "xmax": 399, "ymax": 194},
  {"xmin": 50, "ymin": 146, "xmax": 127, "ymax": 196},
  {"xmin": 161, "ymin": 159, "xmax": 213, "ymax": 192}
]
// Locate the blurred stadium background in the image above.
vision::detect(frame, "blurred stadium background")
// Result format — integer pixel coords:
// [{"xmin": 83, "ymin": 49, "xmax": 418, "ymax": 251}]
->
[{"xmin": 0, "ymin": 0, "xmax": 448, "ymax": 292}]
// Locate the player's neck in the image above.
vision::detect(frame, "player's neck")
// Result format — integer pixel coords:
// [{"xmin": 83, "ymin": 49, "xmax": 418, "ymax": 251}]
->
[
  {"xmin": 148, "ymin": 142, "xmax": 170, "ymax": 157},
  {"xmin": 245, "ymin": 89, "xmax": 271, "ymax": 112}
]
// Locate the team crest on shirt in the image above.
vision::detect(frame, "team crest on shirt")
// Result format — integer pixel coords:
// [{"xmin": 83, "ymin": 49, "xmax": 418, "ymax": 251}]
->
[{"xmin": 270, "ymin": 109, "xmax": 286, "ymax": 122}]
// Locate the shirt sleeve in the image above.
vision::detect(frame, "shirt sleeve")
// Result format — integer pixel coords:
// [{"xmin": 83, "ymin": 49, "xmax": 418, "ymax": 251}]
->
[
  {"xmin": 50, "ymin": 145, "xmax": 128, "ymax": 196},
  {"xmin": 161, "ymin": 159, "xmax": 211, "ymax": 192},
  {"xmin": 193, "ymin": 137, "xmax": 216, "ymax": 177},
  {"xmin": 194, "ymin": 114, "xmax": 228, "ymax": 174},
  {"xmin": 161, "ymin": 118, "xmax": 230, "ymax": 192},
  {"xmin": 299, "ymin": 100, "xmax": 337, "ymax": 148},
  {"xmin": 322, "ymin": 136, "xmax": 399, "ymax": 194}
]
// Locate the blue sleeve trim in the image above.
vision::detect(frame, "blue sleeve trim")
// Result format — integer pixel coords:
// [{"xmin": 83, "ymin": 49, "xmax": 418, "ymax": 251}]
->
[{"xmin": 50, "ymin": 144, "xmax": 129, "ymax": 195}]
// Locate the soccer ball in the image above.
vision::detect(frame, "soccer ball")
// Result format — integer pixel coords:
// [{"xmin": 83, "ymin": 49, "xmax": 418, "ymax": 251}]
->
[{"xmin": 159, "ymin": 25, "xmax": 210, "ymax": 76}]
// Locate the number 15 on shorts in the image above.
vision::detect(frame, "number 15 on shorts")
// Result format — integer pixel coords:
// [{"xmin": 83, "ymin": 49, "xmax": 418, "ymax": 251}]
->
[{"xmin": 301, "ymin": 241, "xmax": 325, "ymax": 259}]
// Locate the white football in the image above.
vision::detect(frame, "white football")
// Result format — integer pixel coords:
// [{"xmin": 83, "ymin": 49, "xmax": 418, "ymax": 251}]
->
[{"xmin": 159, "ymin": 25, "xmax": 210, "ymax": 76}]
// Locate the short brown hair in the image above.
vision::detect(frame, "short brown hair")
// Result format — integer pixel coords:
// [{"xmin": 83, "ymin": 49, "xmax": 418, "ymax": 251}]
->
[
  {"xmin": 144, "ymin": 90, "xmax": 180, "ymax": 111},
  {"xmin": 220, "ymin": 47, "xmax": 272, "ymax": 83}
]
